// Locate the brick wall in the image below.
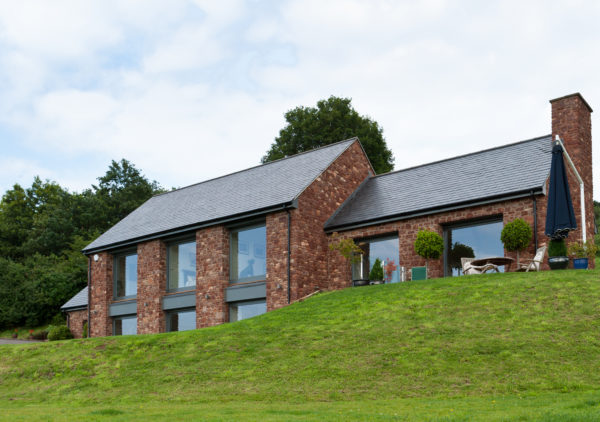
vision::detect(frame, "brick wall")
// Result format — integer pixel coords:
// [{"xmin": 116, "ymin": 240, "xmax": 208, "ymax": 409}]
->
[
  {"xmin": 328, "ymin": 195, "xmax": 549, "ymax": 286},
  {"xmin": 550, "ymin": 93, "xmax": 595, "ymax": 268},
  {"xmin": 196, "ymin": 225, "xmax": 229, "ymax": 327},
  {"xmin": 89, "ymin": 252, "xmax": 113, "ymax": 337},
  {"xmin": 137, "ymin": 240, "xmax": 167, "ymax": 334},
  {"xmin": 67, "ymin": 309, "xmax": 88, "ymax": 339},
  {"xmin": 265, "ymin": 140, "xmax": 373, "ymax": 310}
]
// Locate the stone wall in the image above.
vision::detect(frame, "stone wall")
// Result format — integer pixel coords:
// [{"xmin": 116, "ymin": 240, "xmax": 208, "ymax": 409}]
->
[
  {"xmin": 137, "ymin": 240, "xmax": 167, "ymax": 334},
  {"xmin": 67, "ymin": 309, "xmax": 88, "ymax": 339},
  {"xmin": 89, "ymin": 252, "xmax": 113, "ymax": 337},
  {"xmin": 196, "ymin": 225, "xmax": 229, "ymax": 327}
]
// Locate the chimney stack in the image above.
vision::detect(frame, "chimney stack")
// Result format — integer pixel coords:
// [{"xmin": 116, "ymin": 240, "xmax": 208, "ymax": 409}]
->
[{"xmin": 549, "ymin": 93, "xmax": 594, "ymax": 249}]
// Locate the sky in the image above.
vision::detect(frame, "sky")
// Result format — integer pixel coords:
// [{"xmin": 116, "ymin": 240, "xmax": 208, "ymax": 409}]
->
[{"xmin": 0, "ymin": 0, "xmax": 599, "ymax": 199}]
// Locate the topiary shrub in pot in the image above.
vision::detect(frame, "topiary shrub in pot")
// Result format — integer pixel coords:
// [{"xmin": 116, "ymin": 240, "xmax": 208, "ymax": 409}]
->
[
  {"xmin": 500, "ymin": 218, "xmax": 532, "ymax": 267},
  {"xmin": 414, "ymin": 229, "xmax": 444, "ymax": 279},
  {"xmin": 548, "ymin": 239, "xmax": 568, "ymax": 270},
  {"xmin": 369, "ymin": 258, "xmax": 384, "ymax": 284}
]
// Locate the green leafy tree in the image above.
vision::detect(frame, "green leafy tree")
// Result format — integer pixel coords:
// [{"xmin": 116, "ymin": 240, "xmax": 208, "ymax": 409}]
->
[
  {"xmin": 500, "ymin": 218, "xmax": 532, "ymax": 266},
  {"xmin": 414, "ymin": 229, "xmax": 444, "ymax": 277},
  {"xmin": 262, "ymin": 96, "xmax": 394, "ymax": 174}
]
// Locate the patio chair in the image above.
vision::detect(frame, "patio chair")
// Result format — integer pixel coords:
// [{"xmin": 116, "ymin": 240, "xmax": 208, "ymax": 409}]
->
[
  {"xmin": 517, "ymin": 245, "xmax": 547, "ymax": 272},
  {"xmin": 461, "ymin": 258, "xmax": 498, "ymax": 275}
]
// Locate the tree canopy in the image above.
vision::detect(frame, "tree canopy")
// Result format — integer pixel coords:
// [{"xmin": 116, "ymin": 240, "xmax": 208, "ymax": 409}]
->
[
  {"xmin": 262, "ymin": 96, "xmax": 394, "ymax": 174},
  {"xmin": 0, "ymin": 159, "xmax": 163, "ymax": 329}
]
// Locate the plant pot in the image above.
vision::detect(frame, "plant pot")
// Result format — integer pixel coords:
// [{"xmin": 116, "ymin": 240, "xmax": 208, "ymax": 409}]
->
[
  {"xmin": 369, "ymin": 280, "xmax": 384, "ymax": 285},
  {"xmin": 548, "ymin": 256, "xmax": 569, "ymax": 270},
  {"xmin": 572, "ymin": 258, "xmax": 589, "ymax": 270},
  {"xmin": 353, "ymin": 279, "xmax": 369, "ymax": 287}
]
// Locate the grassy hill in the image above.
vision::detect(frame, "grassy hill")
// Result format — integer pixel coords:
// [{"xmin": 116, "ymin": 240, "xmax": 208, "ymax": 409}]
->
[{"xmin": 1, "ymin": 268, "xmax": 600, "ymax": 421}]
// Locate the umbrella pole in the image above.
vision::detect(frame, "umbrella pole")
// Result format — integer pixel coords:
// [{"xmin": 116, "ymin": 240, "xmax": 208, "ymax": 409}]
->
[{"xmin": 554, "ymin": 135, "xmax": 586, "ymax": 243}]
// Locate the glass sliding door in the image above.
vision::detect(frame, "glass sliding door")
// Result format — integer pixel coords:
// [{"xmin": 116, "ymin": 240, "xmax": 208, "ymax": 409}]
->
[
  {"xmin": 444, "ymin": 219, "xmax": 504, "ymax": 276},
  {"xmin": 352, "ymin": 236, "xmax": 400, "ymax": 283}
]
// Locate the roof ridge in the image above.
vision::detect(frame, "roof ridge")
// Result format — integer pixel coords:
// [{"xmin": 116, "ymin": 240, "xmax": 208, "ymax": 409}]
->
[
  {"xmin": 152, "ymin": 137, "xmax": 358, "ymax": 198},
  {"xmin": 371, "ymin": 134, "xmax": 551, "ymax": 179}
]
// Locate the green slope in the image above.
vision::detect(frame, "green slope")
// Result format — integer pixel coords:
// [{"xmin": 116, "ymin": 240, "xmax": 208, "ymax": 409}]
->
[{"xmin": 1, "ymin": 269, "xmax": 600, "ymax": 420}]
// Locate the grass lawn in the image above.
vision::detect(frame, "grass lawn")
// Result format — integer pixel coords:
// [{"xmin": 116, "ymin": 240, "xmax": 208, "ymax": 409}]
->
[{"xmin": 1, "ymin": 268, "xmax": 599, "ymax": 421}]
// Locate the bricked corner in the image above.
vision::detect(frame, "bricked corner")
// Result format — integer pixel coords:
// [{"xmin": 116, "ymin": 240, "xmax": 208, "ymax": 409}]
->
[
  {"xmin": 89, "ymin": 252, "xmax": 113, "ymax": 337},
  {"xmin": 137, "ymin": 240, "xmax": 167, "ymax": 334},
  {"xmin": 66, "ymin": 309, "xmax": 87, "ymax": 339},
  {"xmin": 196, "ymin": 226, "xmax": 229, "ymax": 327}
]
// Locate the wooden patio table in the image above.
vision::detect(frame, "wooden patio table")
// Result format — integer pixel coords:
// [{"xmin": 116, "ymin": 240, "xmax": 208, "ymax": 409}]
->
[{"xmin": 470, "ymin": 257, "xmax": 515, "ymax": 271}]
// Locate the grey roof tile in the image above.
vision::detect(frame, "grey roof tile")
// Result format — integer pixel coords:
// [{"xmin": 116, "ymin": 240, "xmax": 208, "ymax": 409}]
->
[
  {"xmin": 84, "ymin": 139, "xmax": 357, "ymax": 252},
  {"xmin": 61, "ymin": 287, "xmax": 88, "ymax": 310},
  {"xmin": 325, "ymin": 135, "xmax": 553, "ymax": 230}
]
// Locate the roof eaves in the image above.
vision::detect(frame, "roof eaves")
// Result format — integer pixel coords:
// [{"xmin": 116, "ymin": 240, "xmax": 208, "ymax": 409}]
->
[
  {"xmin": 82, "ymin": 200, "xmax": 298, "ymax": 254},
  {"xmin": 324, "ymin": 187, "xmax": 545, "ymax": 233}
]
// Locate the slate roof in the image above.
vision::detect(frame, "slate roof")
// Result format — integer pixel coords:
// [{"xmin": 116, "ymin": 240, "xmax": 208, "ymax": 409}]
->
[
  {"xmin": 325, "ymin": 135, "xmax": 553, "ymax": 231},
  {"xmin": 61, "ymin": 287, "xmax": 88, "ymax": 311},
  {"xmin": 83, "ymin": 139, "xmax": 358, "ymax": 252}
]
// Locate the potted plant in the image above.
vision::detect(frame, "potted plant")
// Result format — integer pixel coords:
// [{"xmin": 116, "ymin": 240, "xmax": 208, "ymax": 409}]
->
[
  {"xmin": 567, "ymin": 239, "xmax": 598, "ymax": 269},
  {"xmin": 414, "ymin": 229, "xmax": 444, "ymax": 279},
  {"xmin": 369, "ymin": 258, "xmax": 384, "ymax": 284},
  {"xmin": 548, "ymin": 239, "xmax": 569, "ymax": 270},
  {"xmin": 329, "ymin": 232, "xmax": 366, "ymax": 285},
  {"xmin": 500, "ymin": 218, "xmax": 532, "ymax": 267}
]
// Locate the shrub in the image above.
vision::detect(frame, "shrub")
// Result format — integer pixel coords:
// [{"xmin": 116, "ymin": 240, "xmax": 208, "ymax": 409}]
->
[
  {"xmin": 47, "ymin": 325, "xmax": 73, "ymax": 341},
  {"xmin": 328, "ymin": 232, "xmax": 363, "ymax": 263},
  {"xmin": 568, "ymin": 239, "xmax": 598, "ymax": 259},
  {"xmin": 369, "ymin": 258, "xmax": 384, "ymax": 281},
  {"xmin": 548, "ymin": 239, "xmax": 567, "ymax": 257},
  {"xmin": 500, "ymin": 218, "xmax": 532, "ymax": 266},
  {"xmin": 50, "ymin": 312, "xmax": 66, "ymax": 326},
  {"xmin": 32, "ymin": 330, "xmax": 48, "ymax": 340},
  {"xmin": 82, "ymin": 321, "xmax": 88, "ymax": 338}
]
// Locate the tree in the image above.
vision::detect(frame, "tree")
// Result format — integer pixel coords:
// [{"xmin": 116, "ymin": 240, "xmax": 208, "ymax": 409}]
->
[
  {"xmin": 414, "ymin": 229, "xmax": 444, "ymax": 277},
  {"xmin": 500, "ymin": 218, "xmax": 532, "ymax": 266},
  {"xmin": 262, "ymin": 96, "xmax": 394, "ymax": 174}
]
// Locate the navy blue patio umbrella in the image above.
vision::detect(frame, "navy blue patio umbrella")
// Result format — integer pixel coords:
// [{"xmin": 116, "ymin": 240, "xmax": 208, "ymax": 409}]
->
[{"xmin": 544, "ymin": 142, "xmax": 577, "ymax": 239}]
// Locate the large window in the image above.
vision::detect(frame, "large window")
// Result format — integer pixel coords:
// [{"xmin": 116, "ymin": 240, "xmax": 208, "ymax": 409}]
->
[
  {"xmin": 229, "ymin": 300, "xmax": 266, "ymax": 322},
  {"xmin": 352, "ymin": 236, "xmax": 401, "ymax": 283},
  {"xmin": 167, "ymin": 240, "xmax": 196, "ymax": 291},
  {"xmin": 166, "ymin": 309, "xmax": 196, "ymax": 332},
  {"xmin": 114, "ymin": 253, "xmax": 137, "ymax": 298},
  {"xmin": 444, "ymin": 218, "xmax": 504, "ymax": 276},
  {"xmin": 230, "ymin": 223, "xmax": 266, "ymax": 283},
  {"xmin": 114, "ymin": 316, "xmax": 137, "ymax": 335}
]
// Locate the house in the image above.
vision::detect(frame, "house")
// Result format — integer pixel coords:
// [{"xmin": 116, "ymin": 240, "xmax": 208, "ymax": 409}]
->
[{"xmin": 64, "ymin": 93, "xmax": 594, "ymax": 338}]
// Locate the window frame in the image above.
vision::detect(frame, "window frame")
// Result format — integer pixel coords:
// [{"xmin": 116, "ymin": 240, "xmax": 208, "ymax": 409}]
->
[
  {"xmin": 229, "ymin": 299, "xmax": 267, "ymax": 322},
  {"xmin": 113, "ymin": 249, "xmax": 138, "ymax": 300},
  {"xmin": 351, "ymin": 233, "xmax": 400, "ymax": 283},
  {"xmin": 229, "ymin": 222, "xmax": 267, "ymax": 284},
  {"xmin": 442, "ymin": 215, "xmax": 504, "ymax": 277},
  {"xmin": 166, "ymin": 237, "xmax": 197, "ymax": 293},
  {"xmin": 165, "ymin": 307, "xmax": 197, "ymax": 332},
  {"xmin": 113, "ymin": 315, "xmax": 137, "ymax": 336}
]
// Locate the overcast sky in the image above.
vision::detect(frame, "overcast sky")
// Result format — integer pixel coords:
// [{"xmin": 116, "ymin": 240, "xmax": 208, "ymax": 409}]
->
[{"xmin": 0, "ymin": 0, "xmax": 598, "ymax": 199}]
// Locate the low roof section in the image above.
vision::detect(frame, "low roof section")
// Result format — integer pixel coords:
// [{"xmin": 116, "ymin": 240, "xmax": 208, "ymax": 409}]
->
[
  {"xmin": 84, "ymin": 138, "xmax": 360, "ymax": 253},
  {"xmin": 61, "ymin": 287, "xmax": 88, "ymax": 312},
  {"xmin": 325, "ymin": 135, "xmax": 553, "ymax": 232}
]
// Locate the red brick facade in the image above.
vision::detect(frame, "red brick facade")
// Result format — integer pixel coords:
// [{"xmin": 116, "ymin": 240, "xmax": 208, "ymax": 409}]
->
[
  {"xmin": 84, "ymin": 94, "xmax": 594, "ymax": 337},
  {"xmin": 66, "ymin": 309, "xmax": 87, "ymax": 339},
  {"xmin": 137, "ymin": 240, "xmax": 167, "ymax": 334}
]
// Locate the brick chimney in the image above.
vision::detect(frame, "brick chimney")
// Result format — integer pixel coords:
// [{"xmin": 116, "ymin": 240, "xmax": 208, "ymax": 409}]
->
[{"xmin": 549, "ymin": 93, "xmax": 594, "ymax": 250}]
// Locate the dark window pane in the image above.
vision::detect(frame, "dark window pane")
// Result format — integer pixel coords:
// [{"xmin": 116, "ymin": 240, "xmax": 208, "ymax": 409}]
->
[
  {"xmin": 167, "ymin": 310, "xmax": 196, "ymax": 332},
  {"xmin": 229, "ymin": 300, "xmax": 266, "ymax": 322},
  {"xmin": 446, "ymin": 220, "xmax": 504, "ymax": 276},
  {"xmin": 168, "ymin": 241, "xmax": 196, "ymax": 290},
  {"xmin": 231, "ymin": 225, "xmax": 266, "ymax": 282},
  {"xmin": 114, "ymin": 317, "xmax": 137, "ymax": 335},
  {"xmin": 115, "ymin": 253, "xmax": 137, "ymax": 297}
]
